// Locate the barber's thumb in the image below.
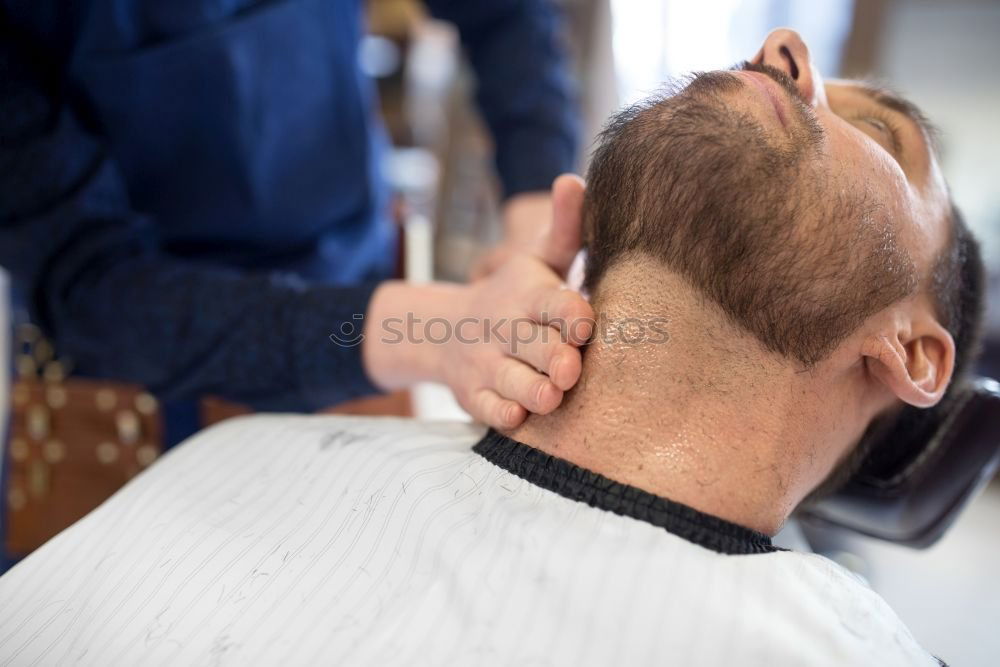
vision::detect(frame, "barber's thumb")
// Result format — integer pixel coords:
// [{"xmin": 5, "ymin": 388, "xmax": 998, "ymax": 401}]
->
[{"xmin": 537, "ymin": 174, "xmax": 586, "ymax": 278}]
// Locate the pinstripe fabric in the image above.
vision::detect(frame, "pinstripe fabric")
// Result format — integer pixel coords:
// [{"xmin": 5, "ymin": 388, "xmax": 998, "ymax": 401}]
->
[{"xmin": 0, "ymin": 415, "xmax": 937, "ymax": 666}]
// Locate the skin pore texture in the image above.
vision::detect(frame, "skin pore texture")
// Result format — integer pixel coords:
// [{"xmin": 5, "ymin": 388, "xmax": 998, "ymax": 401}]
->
[{"xmin": 509, "ymin": 29, "xmax": 956, "ymax": 536}]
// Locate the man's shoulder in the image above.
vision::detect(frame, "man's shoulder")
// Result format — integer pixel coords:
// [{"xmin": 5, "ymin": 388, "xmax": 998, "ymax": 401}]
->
[{"xmin": 711, "ymin": 548, "xmax": 937, "ymax": 665}]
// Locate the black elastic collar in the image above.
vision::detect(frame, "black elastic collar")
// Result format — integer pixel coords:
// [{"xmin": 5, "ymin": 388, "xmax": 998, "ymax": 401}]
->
[{"xmin": 473, "ymin": 429, "xmax": 779, "ymax": 555}]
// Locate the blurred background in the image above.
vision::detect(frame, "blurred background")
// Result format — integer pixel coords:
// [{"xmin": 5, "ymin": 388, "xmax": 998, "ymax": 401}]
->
[
  {"xmin": 1, "ymin": 0, "xmax": 997, "ymax": 662},
  {"xmin": 363, "ymin": 0, "xmax": 999, "ymax": 663}
]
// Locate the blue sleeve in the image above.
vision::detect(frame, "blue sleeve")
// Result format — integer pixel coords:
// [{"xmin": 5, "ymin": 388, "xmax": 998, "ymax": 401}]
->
[
  {"xmin": 424, "ymin": 0, "xmax": 580, "ymax": 198},
  {"xmin": 0, "ymin": 29, "xmax": 381, "ymax": 412}
]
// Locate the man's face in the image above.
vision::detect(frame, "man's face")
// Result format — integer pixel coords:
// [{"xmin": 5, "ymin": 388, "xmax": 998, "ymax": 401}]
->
[
  {"xmin": 584, "ymin": 29, "xmax": 952, "ymax": 366},
  {"xmin": 740, "ymin": 29, "xmax": 951, "ymax": 283}
]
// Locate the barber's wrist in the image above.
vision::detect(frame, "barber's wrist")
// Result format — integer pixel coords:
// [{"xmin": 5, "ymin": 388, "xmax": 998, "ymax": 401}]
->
[{"xmin": 362, "ymin": 280, "xmax": 467, "ymax": 390}]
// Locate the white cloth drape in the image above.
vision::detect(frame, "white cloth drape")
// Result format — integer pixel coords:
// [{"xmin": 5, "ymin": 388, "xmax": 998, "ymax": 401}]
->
[{"xmin": 0, "ymin": 415, "xmax": 936, "ymax": 666}]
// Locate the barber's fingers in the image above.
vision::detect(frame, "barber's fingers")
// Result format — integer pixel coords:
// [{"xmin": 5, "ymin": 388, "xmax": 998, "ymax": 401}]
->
[
  {"xmin": 536, "ymin": 174, "xmax": 586, "ymax": 277},
  {"xmin": 529, "ymin": 284, "xmax": 594, "ymax": 347},
  {"xmin": 505, "ymin": 321, "xmax": 582, "ymax": 391},
  {"xmin": 467, "ymin": 388, "xmax": 526, "ymax": 431},
  {"xmin": 494, "ymin": 357, "xmax": 564, "ymax": 416}
]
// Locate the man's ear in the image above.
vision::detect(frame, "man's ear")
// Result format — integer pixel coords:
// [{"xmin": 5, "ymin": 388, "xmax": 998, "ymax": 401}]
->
[{"xmin": 862, "ymin": 312, "xmax": 956, "ymax": 409}]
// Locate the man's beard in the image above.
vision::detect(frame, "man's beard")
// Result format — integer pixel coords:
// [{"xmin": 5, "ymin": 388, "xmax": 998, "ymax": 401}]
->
[{"xmin": 584, "ymin": 63, "xmax": 918, "ymax": 366}]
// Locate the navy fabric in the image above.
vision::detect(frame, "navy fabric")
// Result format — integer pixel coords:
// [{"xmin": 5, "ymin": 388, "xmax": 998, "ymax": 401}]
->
[{"xmin": 0, "ymin": 0, "xmax": 578, "ymax": 413}]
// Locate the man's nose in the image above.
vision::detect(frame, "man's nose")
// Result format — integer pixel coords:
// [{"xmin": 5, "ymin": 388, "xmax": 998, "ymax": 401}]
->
[{"xmin": 751, "ymin": 28, "xmax": 825, "ymax": 107}]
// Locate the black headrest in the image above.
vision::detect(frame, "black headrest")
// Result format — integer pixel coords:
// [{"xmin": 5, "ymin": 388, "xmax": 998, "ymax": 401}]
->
[{"xmin": 800, "ymin": 377, "xmax": 1000, "ymax": 548}]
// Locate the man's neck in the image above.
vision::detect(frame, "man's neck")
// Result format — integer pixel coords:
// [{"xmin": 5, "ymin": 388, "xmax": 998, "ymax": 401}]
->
[{"xmin": 508, "ymin": 262, "xmax": 868, "ymax": 535}]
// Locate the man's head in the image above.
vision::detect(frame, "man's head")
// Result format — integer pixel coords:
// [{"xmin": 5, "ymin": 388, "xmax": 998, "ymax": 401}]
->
[{"xmin": 572, "ymin": 29, "xmax": 985, "ymax": 500}]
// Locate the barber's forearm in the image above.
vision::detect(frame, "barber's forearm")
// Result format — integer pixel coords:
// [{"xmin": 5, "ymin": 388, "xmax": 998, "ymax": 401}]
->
[{"xmin": 362, "ymin": 280, "xmax": 465, "ymax": 390}]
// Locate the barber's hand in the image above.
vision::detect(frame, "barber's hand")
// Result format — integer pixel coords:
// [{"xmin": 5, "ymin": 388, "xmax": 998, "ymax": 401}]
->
[
  {"xmin": 444, "ymin": 267, "xmax": 592, "ymax": 429},
  {"xmin": 450, "ymin": 175, "xmax": 592, "ymax": 427},
  {"xmin": 363, "ymin": 175, "xmax": 593, "ymax": 429}
]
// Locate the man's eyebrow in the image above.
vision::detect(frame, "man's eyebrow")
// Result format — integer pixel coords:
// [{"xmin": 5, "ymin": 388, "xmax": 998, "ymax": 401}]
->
[{"xmin": 852, "ymin": 82, "xmax": 941, "ymax": 154}]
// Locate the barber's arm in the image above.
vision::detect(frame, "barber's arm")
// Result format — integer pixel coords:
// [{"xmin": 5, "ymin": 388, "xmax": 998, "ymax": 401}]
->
[
  {"xmin": 424, "ymin": 0, "xmax": 581, "ymax": 276},
  {"xmin": 0, "ymin": 30, "xmax": 387, "ymax": 413},
  {"xmin": 0, "ymin": 29, "xmax": 591, "ymax": 427}
]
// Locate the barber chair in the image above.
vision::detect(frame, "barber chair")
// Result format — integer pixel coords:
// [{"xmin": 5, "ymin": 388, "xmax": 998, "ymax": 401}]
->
[{"xmin": 801, "ymin": 377, "xmax": 1000, "ymax": 548}]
